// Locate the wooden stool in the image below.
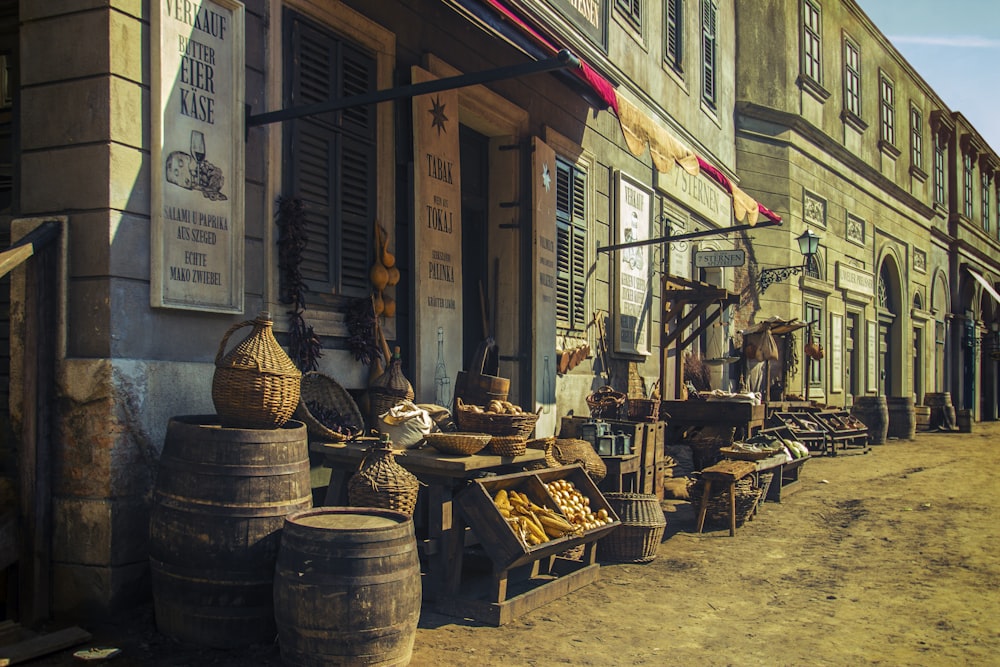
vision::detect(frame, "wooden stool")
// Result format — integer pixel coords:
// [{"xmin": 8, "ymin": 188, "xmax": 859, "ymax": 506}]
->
[{"xmin": 695, "ymin": 460, "xmax": 757, "ymax": 537}]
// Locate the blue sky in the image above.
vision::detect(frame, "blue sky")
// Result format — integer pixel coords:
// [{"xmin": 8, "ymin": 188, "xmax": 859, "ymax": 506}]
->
[{"xmin": 855, "ymin": 0, "xmax": 1000, "ymax": 152}]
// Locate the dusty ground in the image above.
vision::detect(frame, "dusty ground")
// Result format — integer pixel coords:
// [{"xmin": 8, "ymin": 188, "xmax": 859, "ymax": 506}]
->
[{"xmin": 23, "ymin": 422, "xmax": 1000, "ymax": 666}]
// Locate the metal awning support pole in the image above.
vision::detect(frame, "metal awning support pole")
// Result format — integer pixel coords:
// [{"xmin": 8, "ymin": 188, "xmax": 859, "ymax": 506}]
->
[
  {"xmin": 596, "ymin": 218, "xmax": 781, "ymax": 255},
  {"xmin": 247, "ymin": 49, "xmax": 581, "ymax": 129}
]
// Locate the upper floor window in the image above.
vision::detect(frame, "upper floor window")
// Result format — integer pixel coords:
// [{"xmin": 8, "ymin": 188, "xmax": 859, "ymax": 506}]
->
[
  {"xmin": 283, "ymin": 9, "xmax": 377, "ymax": 307},
  {"xmin": 556, "ymin": 157, "xmax": 588, "ymax": 331},
  {"xmin": 665, "ymin": 0, "xmax": 683, "ymax": 73},
  {"xmin": 843, "ymin": 37, "xmax": 861, "ymax": 118},
  {"xmin": 879, "ymin": 73, "xmax": 895, "ymax": 147},
  {"xmin": 934, "ymin": 134, "xmax": 946, "ymax": 205},
  {"xmin": 910, "ymin": 106, "xmax": 923, "ymax": 171},
  {"xmin": 802, "ymin": 0, "xmax": 822, "ymax": 84},
  {"xmin": 701, "ymin": 0, "xmax": 718, "ymax": 108},
  {"xmin": 964, "ymin": 152, "xmax": 975, "ymax": 219},
  {"xmin": 982, "ymin": 170, "xmax": 992, "ymax": 232},
  {"xmin": 616, "ymin": 0, "xmax": 642, "ymax": 31}
]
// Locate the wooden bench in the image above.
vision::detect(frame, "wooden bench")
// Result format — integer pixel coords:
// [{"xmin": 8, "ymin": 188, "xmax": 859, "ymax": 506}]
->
[{"xmin": 695, "ymin": 459, "xmax": 758, "ymax": 537}]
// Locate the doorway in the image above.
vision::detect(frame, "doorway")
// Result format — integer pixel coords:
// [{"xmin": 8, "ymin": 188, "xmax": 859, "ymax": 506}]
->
[
  {"xmin": 460, "ymin": 124, "xmax": 491, "ymax": 371},
  {"xmin": 846, "ymin": 313, "xmax": 860, "ymax": 403}
]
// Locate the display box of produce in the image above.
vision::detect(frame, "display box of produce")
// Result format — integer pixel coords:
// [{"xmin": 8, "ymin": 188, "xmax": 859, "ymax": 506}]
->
[{"xmin": 456, "ymin": 464, "xmax": 620, "ymax": 572}]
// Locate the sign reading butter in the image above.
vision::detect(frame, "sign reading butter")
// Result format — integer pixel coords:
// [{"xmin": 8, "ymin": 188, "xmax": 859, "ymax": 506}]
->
[
  {"xmin": 614, "ymin": 171, "xmax": 652, "ymax": 356},
  {"xmin": 837, "ymin": 263, "xmax": 875, "ymax": 297},
  {"xmin": 412, "ymin": 67, "xmax": 463, "ymax": 403},
  {"xmin": 695, "ymin": 249, "xmax": 745, "ymax": 268},
  {"xmin": 152, "ymin": 0, "xmax": 245, "ymax": 312}
]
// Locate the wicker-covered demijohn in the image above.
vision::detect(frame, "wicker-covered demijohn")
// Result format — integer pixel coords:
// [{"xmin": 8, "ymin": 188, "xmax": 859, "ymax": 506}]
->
[
  {"xmin": 488, "ymin": 435, "xmax": 527, "ymax": 458},
  {"xmin": 368, "ymin": 346, "xmax": 415, "ymax": 419},
  {"xmin": 347, "ymin": 434, "xmax": 420, "ymax": 517},
  {"xmin": 597, "ymin": 493, "xmax": 666, "ymax": 563},
  {"xmin": 422, "ymin": 432, "xmax": 491, "ymax": 456},
  {"xmin": 212, "ymin": 311, "xmax": 301, "ymax": 429},
  {"xmin": 544, "ymin": 439, "xmax": 607, "ymax": 483},
  {"xmin": 294, "ymin": 372, "xmax": 365, "ymax": 442}
]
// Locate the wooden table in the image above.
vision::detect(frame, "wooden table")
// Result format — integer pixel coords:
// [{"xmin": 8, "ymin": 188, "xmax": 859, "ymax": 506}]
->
[
  {"xmin": 753, "ymin": 452, "xmax": 808, "ymax": 502},
  {"xmin": 695, "ymin": 459, "xmax": 758, "ymax": 536},
  {"xmin": 317, "ymin": 442, "xmax": 599, "ymax": 624}
]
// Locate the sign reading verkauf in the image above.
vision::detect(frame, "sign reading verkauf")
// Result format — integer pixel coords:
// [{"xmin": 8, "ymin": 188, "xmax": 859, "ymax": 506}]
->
[
  {"xmin": 151, "ymin": 0, "xmax": 245, "ymax": 313},
  {"xmin": 695, "ymin": 249, "xmax": 745, "ymax": 268}
]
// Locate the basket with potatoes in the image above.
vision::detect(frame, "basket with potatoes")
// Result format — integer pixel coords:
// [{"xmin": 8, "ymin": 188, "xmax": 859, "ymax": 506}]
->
[{"xmin": 455, "ymin": 397, "xmax": 540, "ymax": 438}]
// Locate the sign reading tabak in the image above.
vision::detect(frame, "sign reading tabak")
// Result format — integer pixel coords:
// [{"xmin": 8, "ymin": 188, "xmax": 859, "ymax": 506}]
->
[{"xmin": 151, "ymin": 0, "xmax": 245, "ymax": 313}]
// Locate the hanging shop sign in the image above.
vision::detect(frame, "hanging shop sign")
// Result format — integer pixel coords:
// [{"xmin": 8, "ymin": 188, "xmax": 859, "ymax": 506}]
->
[
  {"xmin": 412, "ymin": 66, "xmax": 463, "ymax": 403},
  {"xmin": 545, "ymin": 0, "xmax": 608, "ymax": 49},
  {"xmin": 151, "ymin": 0, "xmax": 245, "ymax": 313},
  {"xmin": 695, "ymin": 249, "xmax": 745, "ymax": 268},
  {"xmin": 613, "ymin": 171, "xmax": 652, "ymax": 356},
  {"xmin": 532, "ymin": 137, "xmax": 558, "ymax": 437}
]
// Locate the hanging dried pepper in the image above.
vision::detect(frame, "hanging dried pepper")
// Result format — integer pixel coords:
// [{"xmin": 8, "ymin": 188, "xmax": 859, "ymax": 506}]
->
[
  {"xmin": 276, "ymin": 195, "xmax": 323, "ymax": 372},
  {"xmin": 345, "ymin": 296, "xmax": 382, "ymax": 366}
]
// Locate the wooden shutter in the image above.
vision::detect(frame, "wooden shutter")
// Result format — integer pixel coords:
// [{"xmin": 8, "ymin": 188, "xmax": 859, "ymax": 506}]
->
[
  {"xmin": 665, "ymin": 0, "xmax": 681, "ymax": 70},
  {"xmin": 555, "ymin": 159, "xmax": 587, "ymax": 331},
  {"xmin": 701, "ymin": 0, "xmax": 717, "ymax": 106},
  {"xmin": 285, "ymin": 10, "xmax": 376, "ymax": 302}
]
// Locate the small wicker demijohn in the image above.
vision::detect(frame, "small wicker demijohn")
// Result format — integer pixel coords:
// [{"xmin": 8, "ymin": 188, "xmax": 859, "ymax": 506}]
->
[
  {"xmin": 369, "ymin": 346, "xmax": 415, "ymax": 418},
  {"xmin": 348, "ymin": 433, "xmax": 420, "ymax": 517},
  {"xmin": 212, "ymin": 311, "xmax": 302, "ymax": 429}
]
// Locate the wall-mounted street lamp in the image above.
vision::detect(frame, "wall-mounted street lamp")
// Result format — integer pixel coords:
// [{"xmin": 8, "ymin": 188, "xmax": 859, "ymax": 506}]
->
[{"xmin": 756, "ymin": 229, "xmax": 821, "ymax": 295}]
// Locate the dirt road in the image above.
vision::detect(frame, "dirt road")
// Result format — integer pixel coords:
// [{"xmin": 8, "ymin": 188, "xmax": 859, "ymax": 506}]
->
[{"xmin": 26, "ymin": 423, "xmax": 1000, "ymax": 666}]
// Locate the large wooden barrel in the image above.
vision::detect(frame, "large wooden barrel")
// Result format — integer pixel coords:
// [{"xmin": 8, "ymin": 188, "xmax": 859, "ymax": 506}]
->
[
  {"xmin": 274, "ymin": 507, "xmax": 421, "ymax": 667},
  {"xmin": 851, "ymin": 396, "xmax": 888, "ymax": 445},
  {"xmin": 149, "ymin": 415, "xmax": 312, "ymax": 648},
  {"xmin": 886, "ymin": 396, "xmax": 916, "ymax": 440},
  {"xmin": 924, "ymin": 392, "xmax": 957, "ymax": 430},
  {"xmin": 956, "ymin": 408, "xmax": 974, "ymax": 433}
]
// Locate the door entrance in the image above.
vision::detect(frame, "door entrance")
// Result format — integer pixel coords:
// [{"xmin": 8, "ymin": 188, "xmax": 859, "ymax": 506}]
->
[{"xmin": 460, "ymin": 124, "xmax": 491, "ymax": 370}]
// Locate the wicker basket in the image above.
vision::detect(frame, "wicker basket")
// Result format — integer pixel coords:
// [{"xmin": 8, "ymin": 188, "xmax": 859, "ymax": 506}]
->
[
  {"xmin": 347, "ymin": 436, "xmax": 420, "ymax": 517},
  {"xmin": 454, "ymin": 398, "xmax": 539, "ymax": 438},
  {"xmin": 586, "ymin": 386, "xmax": 626, "ymax": 420},
  {"xmin": 597, "ymin": 492, "xmax": 666, "ymax": 563},
  {"xmin": 488, "ymin": 435, "xmax": 527, "ymax": 457},
  {"xmin": 693, "ymin": 476, "xmax": 762, "ymax": 527},
  {"xmin": 422, "ymin": 432, "xmax": 491, "ymax": 456},
  {"xmin": 526, "ymin": 436, "xmax": 555, "ymax": 450},
  {"xmin": 294, "ymin": 372, "xmax": 364, "ymax": 442},
  {"xmin": 212, "ymin": 312, "xmax": 301, "ymax": 429},
  {"xmin": 544, "ymin": 439, "xmax": 607, "ymax": 483}
]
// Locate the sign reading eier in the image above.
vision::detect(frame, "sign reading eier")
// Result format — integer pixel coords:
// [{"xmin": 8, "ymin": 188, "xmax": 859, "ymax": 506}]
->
[
  {"xmin": 614, "ymin": 171, "xmax": 652, "ymax": 356},
  {"xmin": 151, "ymin": 0, "xmax": 245, "ymax": 312}
]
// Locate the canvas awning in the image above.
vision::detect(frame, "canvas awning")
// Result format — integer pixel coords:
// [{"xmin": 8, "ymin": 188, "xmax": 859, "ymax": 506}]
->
[{"xmin": 967, "ymin": 266, "xmax": 1000, "ymax": 307}]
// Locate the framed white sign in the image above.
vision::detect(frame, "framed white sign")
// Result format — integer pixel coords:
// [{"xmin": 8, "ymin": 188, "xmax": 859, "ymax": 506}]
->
[
  {"xmin": 866, "ymin": 321, "xmax": 878, "ymax": 392},
  {"xmin": 151, "ymin": 0, "xmax": 245, "ymax": 312},
  {"xmin": 613, "ymin": 171, "xmax": 652, "ymax": 356},
  {"xmin": 830, "ymin": 313, "xmax": 843, "ymax": 393}
]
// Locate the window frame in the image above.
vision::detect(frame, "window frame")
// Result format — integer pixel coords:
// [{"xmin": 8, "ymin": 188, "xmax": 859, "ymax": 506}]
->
[
  {"xmin": 615, "ymin": 0, "xmax": 642, "ymax": 32},
  {"xmin": 805, "ymin": 301, "xmax": 824, "ymax": 388},
  {"xmin": 910, "ymin": 105, "xmax": 923, "ymax": 171},
  {"xmin": 700, "ymin": 0, "xmax": 718, "ymax": 110},
  {"xmin": 555, "ymin": 156, "xmax": 589, "ymax": 332},
  {"xmin": 801, "ymin": 0, "xmax": 822, "ymax": 85},
  {"xmin": 982, "ymin": 169, "xmax": 992, "ymax": 232},
  {"xmin": 843, "ymin": 36, "xmax": 861, "ymax": 118},
  {"xmin": 933, "ymin": 132, "xmax": 946, "ymax": 206},
  {"xmin": 879, "ymin": 72, "xmax": 895, "ymax": 148},
  {"xmin": 964, "ymin": 151, "xmax": 975, "ymax": 219},
  {"xmin": 664, "ymin": 0, "xmax": 683, "ymax": 74}
]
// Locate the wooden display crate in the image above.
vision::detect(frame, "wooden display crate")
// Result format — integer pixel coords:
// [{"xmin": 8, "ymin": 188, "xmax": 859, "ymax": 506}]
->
[{"xmin": 456, "ymin": 465, "xmax": 620, "ymax": 573}]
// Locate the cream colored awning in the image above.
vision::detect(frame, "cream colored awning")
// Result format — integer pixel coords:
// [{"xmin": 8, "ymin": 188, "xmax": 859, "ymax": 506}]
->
[{"xmin": 968, "ymin": 267, "xmax": 1000, "ymax": 306}]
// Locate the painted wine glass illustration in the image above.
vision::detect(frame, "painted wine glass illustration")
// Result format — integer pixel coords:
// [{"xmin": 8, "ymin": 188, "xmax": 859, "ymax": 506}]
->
[{"xmin": 190, "ymin": 130, "xmax": 206, "ymax": 169}]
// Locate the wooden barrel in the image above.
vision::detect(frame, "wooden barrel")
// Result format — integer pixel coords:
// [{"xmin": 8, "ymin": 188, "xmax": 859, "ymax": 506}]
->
[
  {"xmin": 597, "ymin": 493, "xmax": 666, "ymax": 563},
  {"xmin": 924, "ymin": 392, "xmax": 957, "ymax": 430},
  {"xmin": 274, "ymin": 507, "xmax": 421, "ymax": 667},
  {"xmin": 886, "ymin": 396, "xmax": 916, "ymax": 440},
  {"xmin": 956, "ymin": 408, "xmax": 974, "ymax": 433},
  {"xmin": 850, "ymin": 396, "xmax": 888, "ymax": 445},
  {"xmin": 149, "ymin": 415, "xmax": 312, "ymax": 649}
]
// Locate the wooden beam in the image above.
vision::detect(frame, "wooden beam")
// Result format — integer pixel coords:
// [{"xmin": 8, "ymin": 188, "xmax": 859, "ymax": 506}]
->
[{"xmin": 0, "ymin": 221, "xmax": 59, "ymax": 280}]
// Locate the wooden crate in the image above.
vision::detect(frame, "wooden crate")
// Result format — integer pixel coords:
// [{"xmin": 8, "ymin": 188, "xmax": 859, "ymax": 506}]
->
[
  {"xmin": 559, "ymin": 415, "xmax": 589, "ymax": 439},
  {"xmin": 455, "ymin": 465, "xmax": 620, "ymax": 572},
  {"xmin": 604, "ymin": 420, "xmax": 649, "ymax": 460}
]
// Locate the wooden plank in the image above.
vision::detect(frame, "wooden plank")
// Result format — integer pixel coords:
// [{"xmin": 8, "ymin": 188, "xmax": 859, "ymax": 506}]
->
[{"xmin": 0, "ymin": 626, "xmax": 91, "ymax": 666}]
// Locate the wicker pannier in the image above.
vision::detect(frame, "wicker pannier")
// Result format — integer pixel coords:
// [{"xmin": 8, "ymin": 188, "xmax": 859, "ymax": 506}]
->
[
  {"xmin": 544, "ymin": 439, "xmax": 607, "ymax": 483},
  {"xmin": 212, "ymin": 312, "xmax": 301, "ymax": 429},
  {"xmin": 586, "ymin": 386, "xmax": 626, "ymax": 420},
  {"xmin": 294, "ymin": 372, "xmax": 365, "ymax": 442}
]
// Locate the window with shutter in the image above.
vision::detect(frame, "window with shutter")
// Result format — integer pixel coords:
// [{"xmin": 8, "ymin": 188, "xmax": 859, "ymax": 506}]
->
[
  {"xmin": 284, "ymin": 9, "xmax": 377, "ymax": 307},
  {"xmin": 555, "ymin": 158, "xmax": 588, "ymax": 331},
  {"xmin": 665, "ymin": 0, "xmax": 683, "ymax": 73},
  {"xmin": 700, "ymin": 0, "xmax": 717, "ymax": 108},
  {"xmin": 615, "ymin": 0, "xmax": 642, "ymax": 31}
]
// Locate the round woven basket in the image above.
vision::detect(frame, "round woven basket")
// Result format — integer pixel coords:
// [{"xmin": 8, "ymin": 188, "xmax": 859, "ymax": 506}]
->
[
  {"xmin": 544, "ymin": 439, "xmax": 607, "ymax": 482},
  {"xmin": 488, "ymin": 435, "xmax": 527, "ymax": 457},
  {"xmin": 422, "ymin": 432, "xmax": 491, "ymax": 456},
  {"xmin": 597, "ymin": 493, "xmax": 666, "ymax": 563},
  {"xmin": 212, "ymin": 312, "xmax": 301, "ymax": 429},
  {"xmin": 454, "ymin": 398, "xmax": 539, "ymax": 438},
  {"xmin": 294, "ymin": 372, "xmax": 364, "ymax": 442},
  {"xmin": 586, "ymin": 386, "xmax": 626, "ymax": 420}
]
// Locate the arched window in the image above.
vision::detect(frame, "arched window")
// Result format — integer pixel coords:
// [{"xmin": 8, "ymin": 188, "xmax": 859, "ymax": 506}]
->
[{"xmin": 878, "ymin": 264, "xmax": 894, "ymax": 313}]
